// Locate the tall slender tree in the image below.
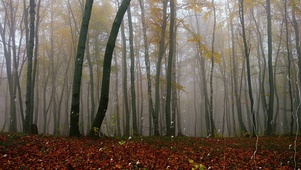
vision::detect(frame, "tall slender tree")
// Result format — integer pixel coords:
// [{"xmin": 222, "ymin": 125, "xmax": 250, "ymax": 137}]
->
[
  {"xmin": 138, "ymin": 0, "xmax": 159, "ymax": 136},
  {"xmin": 120, "ymin": 19, "xmax": 130, "ymax": 136},
  {"xmin": 24, "ymin": 0, "xmax": 36, "ymax": 133},
  {"xmin": 239, "ymin": 0, "xmax": 256, "ymax": 136},
  {"xmin": 292, "ymin": 0, "xmax": 301, "ymax": 133},
  {"xmin": 284, "ymin": 0, "xmax": 294, "ymax": 135},
  {"xmin": 88, "ymin": 0, "xmax": 131, "ymax": 138},
  {"xmin": 266, "ymin": 0, "xmax": 274, "ymax": 135},
  {"xmin": 154, "ymin": 0, "xmax": 168, "ymax": 135},
  {"xmin": 209, "ymin": 0, "xmax": 217, "ymax": 137},
  {"xmin": 127, "ymin": 5, "xmax": 138, "ymax": 135},
  {"xmin": 69, "ymin": 0, "xmax": 94, "ymax": 137},
  {"xmin": 165, "ymin": 0, "xmax": 175, "ymax": 136}
]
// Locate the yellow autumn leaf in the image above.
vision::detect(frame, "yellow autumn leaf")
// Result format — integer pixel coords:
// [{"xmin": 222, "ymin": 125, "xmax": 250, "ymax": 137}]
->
[{"xmin": 188, "ymin": 158, "xmax": 194, "ymax": 164}]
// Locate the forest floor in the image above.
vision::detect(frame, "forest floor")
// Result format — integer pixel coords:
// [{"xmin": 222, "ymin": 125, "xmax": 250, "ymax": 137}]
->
[{"xmin": 0, "ymin": 132, "xmax": 300, "ymax": 169}]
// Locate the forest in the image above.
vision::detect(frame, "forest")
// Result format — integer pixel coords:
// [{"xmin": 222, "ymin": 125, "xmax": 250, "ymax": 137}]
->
[
  {"xmin": 1, "ymin": 0, "xmax": 301, "ymax": 169},
  {"xmin": 1, "ymin": 0, "xmax": 301, "ymax": 137}
]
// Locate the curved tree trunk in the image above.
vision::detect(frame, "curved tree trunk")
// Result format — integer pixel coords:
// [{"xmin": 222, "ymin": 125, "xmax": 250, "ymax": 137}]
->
[
  {"xmin": 69, "ymin": 0, "xmax": 94, "ymax": 137},
  {"xmin": 88, "ymin": 0, "xmax": 131, "ymax": 138}
]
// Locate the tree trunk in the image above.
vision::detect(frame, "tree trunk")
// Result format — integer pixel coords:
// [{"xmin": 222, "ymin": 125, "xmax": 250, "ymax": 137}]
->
[
  {"xmin": 24, "ymin": 0, "xmax": 35, "ymax": 133},
  {"xmin": 165, "ymin": 0, "xmax": 175, "ymax": 136},
  {"xmin": 127, "ymin": 5, "xmax": 138, "ymax": 135},
  {"xmin": 230, "ymin": 3, "xmax": 247, "ymax": 135},
  {"xmin": 120, "ymin": 20, "xmax": 130, "ymax": 136},
  {"xmin": 266, "ymin": 0, "xmax": 275, "ymax": 136},
  {"xmin": 88, "ymin": 0, "xmax": 131, "ymax": 138},
  {"xmin": 69, "ymin": 0, "xmax": 94, "ymax": 137},
  {"xmin": 292, "ymin": 0, "xmax": 301, "ymax": 133},
  {"xmin": 33, "ymin": 0, "xmax": 41, "ymax": 126},
  {"xmin": 154, "ymin": 0, "xmax": 168, "ymax": 136},
  {"xmin": 138, "ymin": 0, "xmax": 159, "ymax": 136},
  {"xmin": 284, "ymin": 0, "xmax": 294, "ymax": 135},
  {"xmin": 209, "ymin": 0, "xmax": 216, "ymax": 137},
  {"xmin": 86, "ymin": 35, "xmax": 96, "ymax": 128},
  {"xmin": 239, "ymin": 0, "xmax": 256, "ymax": 136},
  {"xmin": 114, "ymin": 53, "xmax": 121, "ymax": 136}
]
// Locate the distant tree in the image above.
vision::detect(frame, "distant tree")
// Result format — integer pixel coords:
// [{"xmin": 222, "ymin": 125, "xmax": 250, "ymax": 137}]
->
[
  {"xmin": 0, "ymin": 0, "xmax": 25, "ymax": 132},
  {"xmin": 88, "ymin": 0, "xmax": 131, "ymax": 138}
]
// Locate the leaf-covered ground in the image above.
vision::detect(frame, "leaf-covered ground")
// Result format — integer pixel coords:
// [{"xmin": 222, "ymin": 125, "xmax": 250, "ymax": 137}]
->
[{"xmin": 0, "ymin": 133, "xmax": 300, "ymax": 169}]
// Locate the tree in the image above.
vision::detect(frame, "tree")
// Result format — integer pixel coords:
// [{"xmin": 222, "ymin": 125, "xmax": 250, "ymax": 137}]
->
[
  {"xmin": 154, "ymin": 0, "xmax": 168, "ymax": 135},
  {"xmin": 138, "ymin": 0, "xmax": 159, "ymax": 136},
  {"xmin": 120, "ymin": 16, "xmax": 130, "ymax": 136},
  {"xmin": 284, "ymin": 0, "xmax": 294, "ymax": 135},
  {"xmin": 69, "ymin": 0, "xmax": 94, "ymax": 137},
  {"xmin": 209, "ymin": 0, "xmax": 217, "ymax": 137},
  {"xmin": 127, "ymin": 4, "xmax": 138, "ymax": 135},
  {"xmin": 88, "ymin": 0, "xmax": 131, "ymax": 138},
  {"xmin": 24, "ymin": 0, "xmax": 36, "ymax": 133},
  {"xmin": 291, "ymin": 0, "xmax": 301, "ymax": 133},
  {"xmin": 227, "ymin": 0, "xmax": 247, "ymax": 135},
  {"xmin": 0, "ymin": 0, "xmax": 25, "ymax": 132},
  {"xmin": 266, "ymin": 0, "xmax": 274, "ymax": 136},
  {"xmin": 165, "ymin": 0, "xmax": 175, "ymax": 136},
  {"xmin": 239, "ymin": 0, "xmax": 256, "ymax": 136}
]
